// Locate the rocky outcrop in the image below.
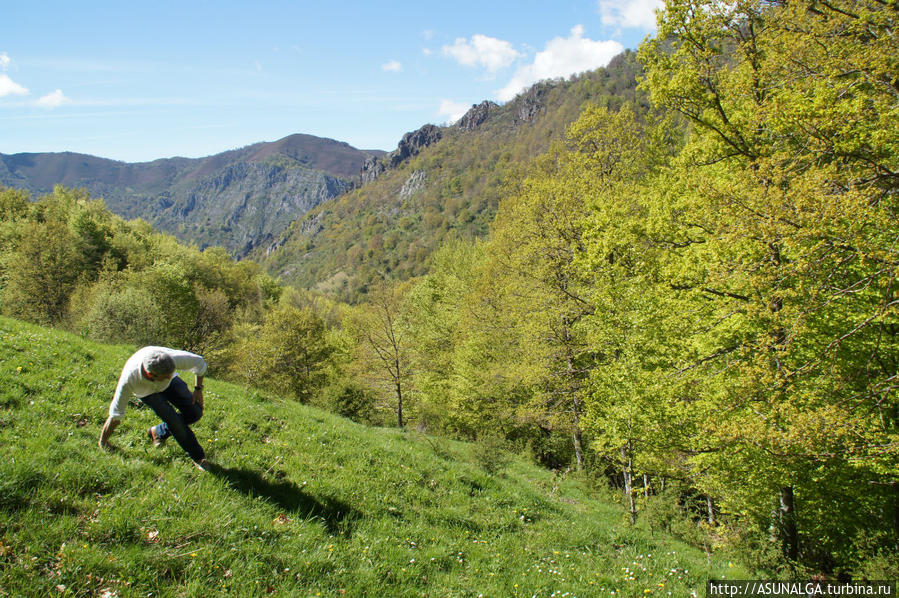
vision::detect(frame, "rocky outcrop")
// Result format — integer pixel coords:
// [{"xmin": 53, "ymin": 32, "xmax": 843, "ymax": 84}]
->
[
  {"xmin": 399, "ymin": 170, "xmax": 427, "ymax": 199},
  {"xmin": 360, "ymin": 155, "xmax": 386, "ymax": 185},
  {"xmin": 387, "ymin": 124, "xmax": 442, "ymax": 169},
  {"xmin": 360, "ymin": 124, "xmax": 443, "ymax": 185},
  {"xmin": 516, "ymin": 85, "xmax": 548, "ymax": 123},
  {"xmin": 457, "ymin": 101, "xmax": 498, "ymax": 131}
]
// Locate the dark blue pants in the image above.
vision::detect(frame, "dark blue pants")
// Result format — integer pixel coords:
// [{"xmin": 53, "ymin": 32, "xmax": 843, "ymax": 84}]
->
[{"xmin": 141, "ymin": 377, "xmax": 205, "ymax": 462}]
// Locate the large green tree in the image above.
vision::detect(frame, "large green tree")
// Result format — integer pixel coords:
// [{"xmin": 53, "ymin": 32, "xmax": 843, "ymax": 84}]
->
[
  {"xmin": 489, "ymin": 104, "xmax": 664, "ymax": 472},
  {"xmin": 636, "ymin": 0, "xmax": 899, "ymax": 570}
]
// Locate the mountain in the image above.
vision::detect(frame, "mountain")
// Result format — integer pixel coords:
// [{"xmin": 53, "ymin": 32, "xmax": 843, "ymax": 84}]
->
[
  {"xmin": 0, "ymin": 50, "xmax": 643, "ymax": 288},
  {"xmin": 0, "ymin": 315, "xmax": 751, "ymax": 595},
  {"xmin": 257, "ymin": 51, "xmax": 646, "ymax": 300},
  {"xmin": 0, "ymin": 134, "xmax": 384, "ymax": 257}
]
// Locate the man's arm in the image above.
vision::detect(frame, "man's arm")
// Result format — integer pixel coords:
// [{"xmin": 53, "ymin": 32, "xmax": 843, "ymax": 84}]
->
[
  {"xmin": 193, "ymin": 374, "xmax": 204, "ymax": 409},
  {"xmin": 99, "ymin": 416, "xmax": 120, "ymax": 449},
  {"xmin": 102, "ymin": 370, "xmax": 132, "ymax": 449},
  {"xmin": 170, "ymin": 350, "xmax": 207, "ymax": 377}
]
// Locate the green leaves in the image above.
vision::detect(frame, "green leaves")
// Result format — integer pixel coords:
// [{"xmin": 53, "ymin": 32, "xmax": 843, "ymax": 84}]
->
[
  {"xmin": 390, "ymin": 0, "xmax": 897, "ymax": 574},
  {"xmin": 218, "ymin": 293, "xmax": 338, "ymax": 405},
  {"xmin": 627, "ymin": 0, "xmax": 899, "ymax": 571}
]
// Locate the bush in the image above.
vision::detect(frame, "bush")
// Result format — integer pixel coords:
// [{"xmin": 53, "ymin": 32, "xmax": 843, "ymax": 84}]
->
[
  {"xmin": 638, "ymin": 487, "xmax": 683, "ymax": 536},
  {"xmin": 318, "ymin": 383, "xmax": 379, "ymax": 425},
  {"xmin": 78, "ymin": 284, "xmax": 166, "ymax": 346},
  {"xmin": 471, "ymin": 433, "xmax": 513, "ymax": 476},
  {"xmin": 847, "ymin": 531, "xmax": 899, "ymax": 581},
  {"xmin": 130, "ymin": 262, "xmax": 199, "ymax": 347},
  {"xmin": 1, "ymin": 220, "xmax": 81, "ymax": 325},
  {"xmin": 227, "ymin": 304, "xmax": 336, "ymax": 403}
]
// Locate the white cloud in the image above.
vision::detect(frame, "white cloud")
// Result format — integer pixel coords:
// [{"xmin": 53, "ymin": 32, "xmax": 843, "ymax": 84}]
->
[
  {"xmin": 381, "ymin": 60, "xmax": 403, "ymax": 73},
  {"xmin": 442, "ymin": 34, "xmax": 520, "ymax": 73},
  {"xmin": 598, "ymin": 0, "xmax": 664, "ymax": 30},
  {"xmin": 437, "ymin": 99, "xmax": 470, "ymax": 124},
  {"xmin": 0, "ymin": 73, "xmax": 29, "ymax": 97},
  {"xmin": 496, "ymin": 25, "xmax": 623, "ymax": 102},
  {"xmin": 36, "ymin": 89, "xmax": 68, "ymax": 108},
  {"xmin": 0, "ymin": 53, "xmax": 29, "ymax": 98}
]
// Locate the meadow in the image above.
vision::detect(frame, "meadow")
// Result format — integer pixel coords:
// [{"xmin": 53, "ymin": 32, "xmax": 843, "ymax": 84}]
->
[{"xmin": 0, "ymin": 316, "xmax": 753, "ymax": 597}]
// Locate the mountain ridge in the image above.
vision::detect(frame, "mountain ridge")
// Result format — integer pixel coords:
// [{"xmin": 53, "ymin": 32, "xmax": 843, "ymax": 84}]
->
[
  {"xmin": 0, "ymin": 133, "xmax": 385, "ymax": 257},
  {"xmin": 0, "ymin": 50, "xmax": 643, "ymax": 279}
]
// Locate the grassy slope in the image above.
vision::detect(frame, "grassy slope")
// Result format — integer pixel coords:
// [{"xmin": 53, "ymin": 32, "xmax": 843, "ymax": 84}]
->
[{"xmin": 0, "ymin": 316, "xmax": 753, "ymax": 597}]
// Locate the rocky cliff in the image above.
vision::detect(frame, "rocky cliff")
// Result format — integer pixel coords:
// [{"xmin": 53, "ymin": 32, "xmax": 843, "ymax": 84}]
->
[
  {"xmin": 458, "ymin": 101, "xmax": 498, "ymax": 131},
  {"xmin": 360, "ymin": 124, "xmax": 443, "ymax": 184},
  {"xmin": 157, "ymin": 159, "xmax": 354, "ymax": 255}
]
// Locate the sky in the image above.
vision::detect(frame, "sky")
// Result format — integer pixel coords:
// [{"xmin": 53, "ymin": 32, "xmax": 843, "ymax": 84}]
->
[{"xmin": 1, "ymin": 0, "xmax": 663, "ymax": 163}]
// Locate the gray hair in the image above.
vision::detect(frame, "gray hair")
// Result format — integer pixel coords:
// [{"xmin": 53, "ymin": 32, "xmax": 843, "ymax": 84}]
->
[{"xmin": 143, "ymin": 350, "xmax": 175, "ymax": 377}]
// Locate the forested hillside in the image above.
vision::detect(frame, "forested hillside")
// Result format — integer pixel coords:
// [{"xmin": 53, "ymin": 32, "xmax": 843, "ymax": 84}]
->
[
  {"xmin": 1, "ymin": 0, "xmax": 896, "ymax": 582},
  {"xmin": 258, "ymin": 51, "xmax": 646, "ymax": 301},
  {"xmin": 381, "ymin": 0, "xmax": 897, "ymax": 577}
]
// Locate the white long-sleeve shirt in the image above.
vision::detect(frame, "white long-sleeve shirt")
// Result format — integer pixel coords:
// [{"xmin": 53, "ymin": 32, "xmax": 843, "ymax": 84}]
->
[{"xmin": 108, "ymin": 346, "xmax": 207, "ymax": 420}]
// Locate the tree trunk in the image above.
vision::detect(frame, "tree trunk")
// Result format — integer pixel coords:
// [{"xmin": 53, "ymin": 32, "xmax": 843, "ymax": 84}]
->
[
  {"xmin": 892, "ymin": 482, "xmax": 899, "ymax": 550},
  {"xmin": 707, "ymin": 495, "xmax": 716, "ymax": 526},
  {"xmin": 572, "ymin": 424, "xmax": 584, "ymax": 471},
  {"xmin": 562, "ymin": 316, "xmax": 586, "ymax": 472},
  {"xmin": 395, "ymin": 359, "xmax": 404, "ymax": 428},
  {"xmin": 779, "ymin": 486, "xmax": 798, "ymax": 561},
  {"xmin": 622, "ymin": 442, "xmax": 636, "ymax": 524}
]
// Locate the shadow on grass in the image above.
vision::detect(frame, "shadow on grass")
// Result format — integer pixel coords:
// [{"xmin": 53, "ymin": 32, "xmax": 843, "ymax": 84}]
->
[{"xmin": 209, "ymin": 464, "xmax": 359, "ymax": 537}]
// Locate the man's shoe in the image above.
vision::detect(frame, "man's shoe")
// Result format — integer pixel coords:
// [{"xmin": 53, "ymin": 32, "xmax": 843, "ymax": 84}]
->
[
  {"xmin": 148, "ymin": 426, "xmax": 166, "ymax": 447},
  {"xmin": 192, "ymin": 458, "xmax": 211, "ymax": 472}
]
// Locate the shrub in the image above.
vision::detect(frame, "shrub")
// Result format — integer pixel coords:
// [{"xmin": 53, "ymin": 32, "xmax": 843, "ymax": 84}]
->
[
  {"xmin": 1, "ymin": 220, "xmax": 81, "ymax": 325},
  {"xmin": 471, "ymin": 433, "xmax": 513, "ymax": 476},
  {"xmin": 227, "ymin": 304, "xmax": 336, "ymax": 403},
  {"xmin": 318, "ymin": 382, "xmax": 379, "ymax": 425},
  {"xmin": 79, "ymin": 284, "xmax": 165, "ymax": 346}
]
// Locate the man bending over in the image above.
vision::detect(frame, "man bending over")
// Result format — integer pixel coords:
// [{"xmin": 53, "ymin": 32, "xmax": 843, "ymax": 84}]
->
[{"xmin": 99, "ymin": 346, "xmax": 210, "ymax": 471}]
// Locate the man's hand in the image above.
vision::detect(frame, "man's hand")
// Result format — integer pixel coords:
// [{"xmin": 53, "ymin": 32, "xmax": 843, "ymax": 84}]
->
[{"xmin": 99, "ymin": 416, "xmax": 120, "ymax": 450}]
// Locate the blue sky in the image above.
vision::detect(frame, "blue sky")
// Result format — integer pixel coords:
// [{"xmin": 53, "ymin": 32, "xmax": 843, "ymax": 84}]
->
[{"xmin": 1, "ymin": 0, "xmax": 662, "ymax": 163}]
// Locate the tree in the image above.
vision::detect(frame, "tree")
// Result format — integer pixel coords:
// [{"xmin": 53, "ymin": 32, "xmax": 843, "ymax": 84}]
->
[
  {"xmin": 1, "ymin": 218, "xmax": 82, "ymax": 325},
  {"xmin": 404, "ymin": 241, "xmax": 480, "ymax": 433},
  {"xmin": 637, "ymin": 0, "xmax": 899, "ymax": 569},
  {"xmin": 346, "ymin": 282, "xmax": 415, "ymax": 428},
  {"xmin": 0, "ymin": 187, "xmax": 29, "ymax": 223},
  {"xmin": 229, "ymin": 303, "xmax": 335, "ymax": 402},
  {"xmin": 488, "ymin": 105, "xmax": 657, "ymax": 471}
]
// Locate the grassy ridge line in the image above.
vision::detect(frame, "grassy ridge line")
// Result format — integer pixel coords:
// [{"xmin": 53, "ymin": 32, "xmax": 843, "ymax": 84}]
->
[{"xmin": 0, "ymin": 316, "xmax": 751, "ymax": 597}]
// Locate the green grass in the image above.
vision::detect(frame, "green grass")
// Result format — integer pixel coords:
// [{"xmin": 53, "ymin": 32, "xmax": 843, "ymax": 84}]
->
[{"xmin": 0, "ymin": 316, "xmax": 754, "ymax": 597}]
